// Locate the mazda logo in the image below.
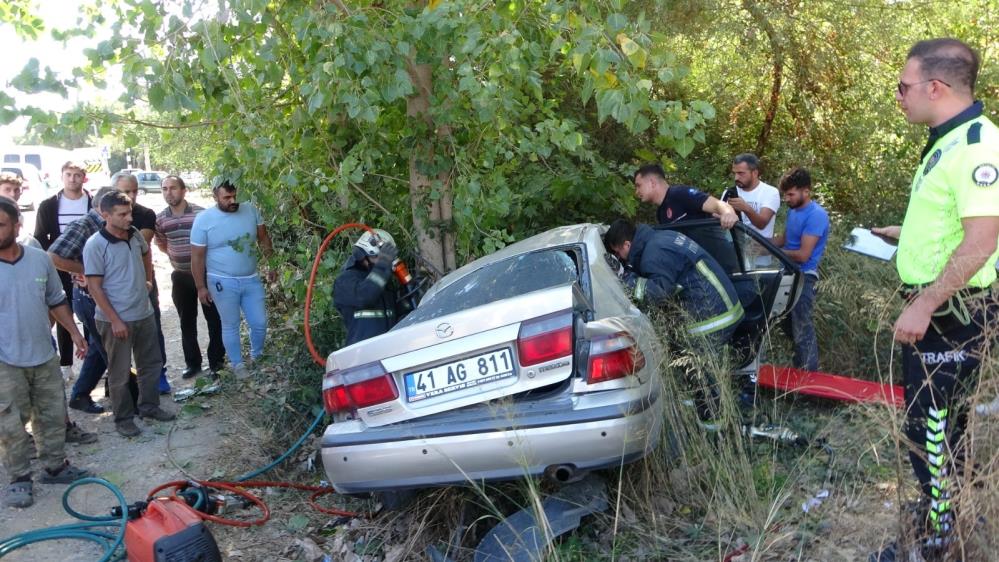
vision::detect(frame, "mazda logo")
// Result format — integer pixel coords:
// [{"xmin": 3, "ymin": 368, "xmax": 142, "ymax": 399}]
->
[{"xmin": 435, "ymin": 323, "xmax": 454, "ymax": 338}]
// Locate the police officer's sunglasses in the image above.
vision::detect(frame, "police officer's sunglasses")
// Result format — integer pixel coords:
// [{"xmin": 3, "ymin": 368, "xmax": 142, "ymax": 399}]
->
[{"xmin": 897, "ymin": 78, "xmax": 951, "ymax": 96}]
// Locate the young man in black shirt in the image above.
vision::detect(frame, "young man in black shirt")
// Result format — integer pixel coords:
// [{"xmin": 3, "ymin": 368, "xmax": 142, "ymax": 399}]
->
[{"xmin": 633, "ymin": 163, "xmax": 738, "ymax": 228}]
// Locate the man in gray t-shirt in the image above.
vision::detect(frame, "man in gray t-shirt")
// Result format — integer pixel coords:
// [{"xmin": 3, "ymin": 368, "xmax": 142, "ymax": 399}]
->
[
  {"xmin": 0, "ymin": 196, "xmax": 92, "ymax": 508},
  {"xmin": 83, "ymin": 191, "xmax": 174, "ymax": 437}
]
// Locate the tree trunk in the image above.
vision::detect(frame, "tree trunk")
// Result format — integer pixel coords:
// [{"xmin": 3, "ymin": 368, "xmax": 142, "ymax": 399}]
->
[
  {"xmin": 406, "ymin": 61, "xmax": 456, "ymax": 275},
  {"xmin": 742, "ymin": 0, "xmax": 784, "ymax": 159}
]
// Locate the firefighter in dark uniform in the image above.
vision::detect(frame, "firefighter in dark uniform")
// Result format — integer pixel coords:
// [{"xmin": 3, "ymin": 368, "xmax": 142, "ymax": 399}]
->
[
  {"xmin": 869, "ymin": 38, "xmax": 999, "ymax": 562},
  {"xmin": 604, "ymin": 220, "xmax": 744, "ymax": 345},
  {"xmin": 604, "ymin": 219, "xmax": 744, "ymax": 423},
  {"xmin": 333, "ymin": 229, "xmax": 403, "ymax": 346}
]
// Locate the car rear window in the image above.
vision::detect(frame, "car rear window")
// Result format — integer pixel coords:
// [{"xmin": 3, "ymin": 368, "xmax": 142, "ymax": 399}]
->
[{"xmin": 396, "ymin": 249, "xmax": 579, "ymax": 326}]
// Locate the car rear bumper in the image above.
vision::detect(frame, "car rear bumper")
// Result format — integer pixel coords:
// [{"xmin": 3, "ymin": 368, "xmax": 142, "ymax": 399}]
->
[{"xmin": 320, "ymin": 391, "xmax": 662, "ymax": 494}]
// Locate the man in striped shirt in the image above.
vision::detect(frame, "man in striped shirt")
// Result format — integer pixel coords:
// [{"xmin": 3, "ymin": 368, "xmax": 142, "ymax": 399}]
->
[{"xmin": 154, "ymin": 175, "xmax": 224, "ymax": 378}]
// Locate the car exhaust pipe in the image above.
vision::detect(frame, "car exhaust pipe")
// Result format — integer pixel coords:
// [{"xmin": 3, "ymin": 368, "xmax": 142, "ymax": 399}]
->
[{"xmin": 543, "ymin": 463, "xmax": 582, "ymax": 484}]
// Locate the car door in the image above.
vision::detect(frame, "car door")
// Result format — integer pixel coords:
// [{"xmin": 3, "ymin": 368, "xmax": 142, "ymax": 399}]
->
[{"xmin": 653, "ymin": 220, "xmax": 802, "ymax": 370}]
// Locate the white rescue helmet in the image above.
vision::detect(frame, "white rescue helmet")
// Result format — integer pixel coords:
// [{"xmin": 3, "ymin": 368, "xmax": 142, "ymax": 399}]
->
[{"xmin": 354, "ymin": 229, "xmax": 395, "ymax": 257}]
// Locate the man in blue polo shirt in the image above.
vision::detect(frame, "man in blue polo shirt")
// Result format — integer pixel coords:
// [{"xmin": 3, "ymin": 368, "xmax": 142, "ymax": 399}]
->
[{"xmin": 772, "ymin": 167, "xmax": 829, "ymax": 371}]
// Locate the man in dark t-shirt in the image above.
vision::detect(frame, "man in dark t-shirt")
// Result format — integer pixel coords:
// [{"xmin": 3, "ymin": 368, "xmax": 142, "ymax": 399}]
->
[{"xmin": 633, "ymin": 163, "xmax": 738, "ymax": 228}]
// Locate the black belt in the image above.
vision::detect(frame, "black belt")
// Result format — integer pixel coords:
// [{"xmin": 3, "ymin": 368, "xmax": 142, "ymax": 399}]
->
[
  {"xmin": 900, "ymin": 285, "xmax": 992, "ymax": 334},
  {"xmin": 899, "ymin": 285, "xmax": 990, "ymax": 301}
]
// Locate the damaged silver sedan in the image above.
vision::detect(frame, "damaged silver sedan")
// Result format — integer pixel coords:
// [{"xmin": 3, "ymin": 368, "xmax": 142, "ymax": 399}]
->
[{"xmin": 319, "ymin": 222, "xmax": 800, "ymax": 494}]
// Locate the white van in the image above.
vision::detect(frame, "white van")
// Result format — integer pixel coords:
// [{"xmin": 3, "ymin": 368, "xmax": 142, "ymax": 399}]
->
[{"xmin": 1, "ymin": 145, "xmax": 72, "ymax": 183}]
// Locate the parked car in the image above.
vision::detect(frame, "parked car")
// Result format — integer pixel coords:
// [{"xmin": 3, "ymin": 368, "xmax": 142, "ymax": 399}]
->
[
  {"xmin": 110, "ymin": 170, "xmax": 167, "ymax": 194},
  {"xmin": 179, "ymin": 171, "xmax": 205, "ymax": 189},
  {"xmin": 319, "ymin": 221, "xmax": 802, "ymax": 495},
  {"xmin": 1, "ymin": 163, "xmax": 50, "ymax": 211}
]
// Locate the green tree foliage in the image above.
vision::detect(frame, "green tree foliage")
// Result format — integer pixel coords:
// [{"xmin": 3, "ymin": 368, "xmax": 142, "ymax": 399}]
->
[
  {"xmin": 21, "ymin": 0, "xmax": 711, "ymax": 279},
  {"xmin": 661, "ymin": 0, "xmax": 998, "ymax": 225}
]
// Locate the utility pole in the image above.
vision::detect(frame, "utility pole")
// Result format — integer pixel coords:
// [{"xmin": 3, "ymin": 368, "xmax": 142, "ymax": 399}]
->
[{"xmin": 143, "ymin": 146, "xmax": 151, "ymax": 170}]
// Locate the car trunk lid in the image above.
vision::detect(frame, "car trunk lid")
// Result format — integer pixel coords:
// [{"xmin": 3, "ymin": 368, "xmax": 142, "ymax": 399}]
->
[{"xmin": 328, "ymin": 284, "xmax": 580, "ymax": 427}]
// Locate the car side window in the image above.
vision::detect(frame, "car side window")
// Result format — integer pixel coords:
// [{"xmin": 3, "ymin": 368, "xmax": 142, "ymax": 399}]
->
[{"xmin": 732, "ymin": 228, "xmax": 780, "ymax": 272}]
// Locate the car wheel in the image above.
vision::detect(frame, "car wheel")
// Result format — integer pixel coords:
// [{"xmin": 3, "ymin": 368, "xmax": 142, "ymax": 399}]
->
[{"xmin": 137, "ymin": 188, "xmax": 147, "ymax": 196}]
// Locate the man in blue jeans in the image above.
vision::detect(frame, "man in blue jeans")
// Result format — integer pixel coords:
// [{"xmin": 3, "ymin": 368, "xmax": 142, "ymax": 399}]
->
[
  {"xmin": 190, "ymin": 180, "xmax": 274, "ymax": 379},
  {"xmin": 772, "ymin": 167, "xmax": 830, "ymax": 371}
]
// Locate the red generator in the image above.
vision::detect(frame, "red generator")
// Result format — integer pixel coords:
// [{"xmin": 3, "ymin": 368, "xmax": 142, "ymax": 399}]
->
[{"xmin": 125, "ymin": 498, "xmax": 221, "ymax": 562}]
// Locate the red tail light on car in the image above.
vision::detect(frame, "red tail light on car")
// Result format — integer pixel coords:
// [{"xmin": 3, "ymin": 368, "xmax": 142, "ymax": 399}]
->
[
  {"xmin": 323, "ymin": 362, "xmax": 399, "ymax": 413},
  {"xmin": 586, "ymin": 333, "xmax": 645, "ymax": 384},
  {"xmin": 517, "ymin": 311, "xmax": 573, "ymax": 367}
]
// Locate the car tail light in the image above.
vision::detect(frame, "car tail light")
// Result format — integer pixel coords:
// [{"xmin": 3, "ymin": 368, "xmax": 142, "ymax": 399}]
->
[
  {"xmin": 586, "ymin": 333, "xmax": 645, "ymax": 384},
  {"xmin": 322, "ymin": 362, "xmax": 399, "ymax": 413},
  {"xmin": 517, "ymin": 311, "xmax": 573, "ymax": 367}
]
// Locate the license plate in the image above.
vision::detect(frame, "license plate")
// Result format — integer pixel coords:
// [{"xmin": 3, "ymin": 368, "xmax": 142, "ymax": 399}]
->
[{"xmin": 405, "ymin": 348, "xmax": 516, "ymax": 402}]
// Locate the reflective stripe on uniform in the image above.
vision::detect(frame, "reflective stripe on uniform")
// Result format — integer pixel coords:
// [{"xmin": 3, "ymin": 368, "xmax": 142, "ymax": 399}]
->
[
  {"xmin": 687, "ymin": 259, "xmax": 743, "ymax": 335},
  {"xmin": 367, "ymin": 271, "xmax": 388, "ymax": 289},
  {"xmin": 634, "ymin": 277, "xmax": 647, "ymax": 302},
  {"xmin": 695, "ymin": 260, "xmax": 735, "ymax": 309},
  {"xmin": 354, "ymin": 309, "xmax": 394, "ymax": 319},
  {"xmin": 687, "ymin": 301, "xmax": 744, "ymax": 335}
]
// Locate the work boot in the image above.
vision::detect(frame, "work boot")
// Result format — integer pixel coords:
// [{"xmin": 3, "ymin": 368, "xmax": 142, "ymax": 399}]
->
[
  {"xmin": 138, "ymin": 407, "xmax": 176, "ymax": 422},
  {"xmin": 65, "ymin": 422, "xmax": 98, "ymax": 444},
  {"xmin": 115, "ymin": 418, "xmax": 141, "ymax": 438},
  {"xmin": 68, "ymin": 395, "xmax": 105, "ymax": 414}
]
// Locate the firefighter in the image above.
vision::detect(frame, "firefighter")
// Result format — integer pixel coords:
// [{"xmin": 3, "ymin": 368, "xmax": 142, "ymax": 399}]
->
[
  {"xmin": 604, "ymin": 219, "xmax": 745, "ymax": 423},
  {"xmin": 333, "ymin": 229, "xmax": 404, "ymax": 346},
  {"xmin": 604, "ymin": 219, "xmax": 744, "ymax": 345}
]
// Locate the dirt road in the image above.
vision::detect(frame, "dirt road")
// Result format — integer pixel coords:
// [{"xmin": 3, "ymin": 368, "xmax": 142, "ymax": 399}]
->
[{"xmin": 1, "ymin": 191, "xmax": 234, "ymax": 561}]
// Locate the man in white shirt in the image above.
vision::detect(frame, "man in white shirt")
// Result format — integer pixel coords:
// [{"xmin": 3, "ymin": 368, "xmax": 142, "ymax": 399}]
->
[
  {"xmin": 725, "ymin": 153, "xmax": 781, "ymax": 238},
  {"xmin": 34, "ymin": 162, "xmax": 92, "ymax": 378},
  {"xmin": 725, "ymin": 153, "xmax": 781, "ymax": 268}
]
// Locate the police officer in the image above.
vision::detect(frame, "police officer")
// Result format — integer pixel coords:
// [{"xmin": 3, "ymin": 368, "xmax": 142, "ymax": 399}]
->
[
  {"xmin": 870, "ymin": 38, "xmax": 999, "ymax": 562},
  {"xmin": 334, "ymin": 229, "xmax": 404, "ymax": 346}
]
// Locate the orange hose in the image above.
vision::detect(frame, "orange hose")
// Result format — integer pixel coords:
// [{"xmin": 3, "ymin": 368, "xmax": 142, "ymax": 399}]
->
[
  {"xmin": 304, "ymin": 223, "xmax": 374, "ymax": 367},
  {"xmin": 146, "ymin": 479, "xmax": 365, "ymax": 527}
]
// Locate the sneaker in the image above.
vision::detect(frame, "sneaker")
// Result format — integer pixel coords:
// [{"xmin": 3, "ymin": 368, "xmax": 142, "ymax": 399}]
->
[
  {"xmin": 60, "ymin": 365, "xmax": 75, "ymax": 380},
  {"xmin": 2, "ymin": 480, "xmax": 33, "ymax": 508},
  {"xmin": 115, "ymin": 418, "xmax": 141, "ymax": 437},
  {"xmin": 68, "ymin": 395, "xmax": 105, "ymax": 414},
  {"xmin": 158, "ymin": 370, "xmax": 172, "ymax": 395},
  {"xmin": 138, "ymin": 407, "xmax": 176, "ymax": 422},
  {"xmin": 232, "ymin": 363, "xmax": 251, "ymax": 380},
  {"xmin": 65, "ymin": 422, "xmax": 98, "ymax": 444},
  {"xmin": 40, "ymin": 461, "xmax": 92, "ymax": 484}
]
